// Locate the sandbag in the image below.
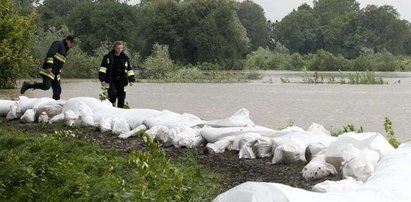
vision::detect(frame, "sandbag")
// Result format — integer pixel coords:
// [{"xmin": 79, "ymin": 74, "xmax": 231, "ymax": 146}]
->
[
  {"xmin": 342, "ymin": 148, "xmax": 379, "ymax": 182},
  {"xmin": 325, "ymin": 132, "xmax": 394, "ymax": 170},
  {"xmin": 0, "ymin": 100, "xmax": 15, "ymax": 117},
  {"xmin": 35, "ymin": 100, "xmax": 65, "ymax": 119},
  {"xmin": 143, "ymin": 110, "xmax": 204, "ymax": 129},
  {"xmin": 203, "ymin": 108, "xmax": 255, "ymax": 127},
  {"xmin": 201, "ymin": 126, "xmax": 280, "ymax": 143},
  {"xmin": 302, "ymin": 152, "xmax": 337, "ymax": 181},
  {"xmin": 312, "ymin": 178, "xmax": 363, "ymax": 193},
  {"xmin": 206, "ymin": 137, "xmax": 235, "ymax": 153},
  {"xmin": 119, "ymin": 125, "xmax": 147, "ymax": 139},
  {"xmin": 49, "ymin": 113, "xmax": 64, "ymax": 123},
  {"xmin": 20, "ymin": 109, "xmax": 35, "ymax": 123},
  {"xmin": 112, "ymin": 117, "xmax": 130, "ymax": 135},
  {"xmin": 38, "ymin": 112, "xmax": 49, "ymax": 123}
]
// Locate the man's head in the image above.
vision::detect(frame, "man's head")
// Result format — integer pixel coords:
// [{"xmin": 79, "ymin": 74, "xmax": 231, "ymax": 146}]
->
[
  {"xmin": 113, "ymin": 41, "xmax": 124, "ymax": 56},
  {"xmin": 64, "ymin": 36, "xmax": 75, "ymax": 49}
]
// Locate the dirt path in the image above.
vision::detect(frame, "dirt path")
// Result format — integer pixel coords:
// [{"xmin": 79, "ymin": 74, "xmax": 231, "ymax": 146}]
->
[{"xmin": 0, "ymin": 119, "xmax": 341, "ymax": 192}]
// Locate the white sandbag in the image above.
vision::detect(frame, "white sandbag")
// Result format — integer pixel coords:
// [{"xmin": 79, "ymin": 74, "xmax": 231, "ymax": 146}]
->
[
  {"xmin": 325, "ymin": 132, "xmax": 394, "ymax": 169},
  {"xmin": 206, "ymin": 137, "xmax": 235, "ymax": 153},
  {"xmin": 203, "ymin": 108, "xmax": 255, "ymax": 127},
  {"xmin": 49, "ymin": 113, "xmax": 64, "ymax": 123},
  {"xmin": 239, "ymin": 141, "xmax": 257, "ymax": 159},
  {"xmin": 35, "ymin": 100, "xmax": 65, "ymax": 119},
  {"xmin": 171, "ymin": 126, "xmax": 203, "ymax": 148},
  {"xmin": 6, "ymin": 102, "xmax": 20, "ymax": 120},
  {"xmin": 214, "ymin": 142, "xmax": 411, "ymax": 202},
  {"xmin": 212, "ymin": 182, "xmax": 290, "ymax": 202},
  {"xmin": 118, "ymin": 124, "xmax": 147, "ymax": 139},
  {"xmin": 307, "ymin": 123, "xmax": 331, "ymax": 136},
  {"xmin": 227, "ymin": 133, "xmax": 262, "ymax": 151},
  {"xmin": 143, "ymin": 110, "xmax": 204, "ymax": 129},
  {"xmin": 253, "ymin": 137, "xmax": 274, "ymax": 158},
  {"xmin": 272, "ymin": 138, "xmax": 307, "ymax": 164},
  {"xmin": 342, "ymin": 148, "xmax": 380, "ymax": 182},
  {"xmin": 112, "ymin": 117, "xmax": 130, "ymax": 135},
  {"xmin": 20, "ymin": 109, "xmax": 35, "ymax": 123},
  {"xmin": 312, "ymin": 177, "xmax": 363, "ymax": 193},
  {"xmin": 38, "ymin": 112, "xmax": 49, "ymax": 123},
  {"xmin": 78, "ymin": 103, "xmax": 94, "ymax": 127},
  {"xmin": 64, "ymin": 110, "xmax": 78, "ymax": 126},
  {"xmin": 0, "ymin": 100, "xmax": 15, "ymax": 116},
  {"xmin": 99, "ymin": 117, "xmax": 113, "ymax": 132},
  {"xmin": 145, "ymin": 125, "xmax": 169, "ymax": 140},
  {"xmin": 19, "ymin": 97, "xmax": 54, "ymax": 113},
  {"xmin": 201, "ymin": 126, "xmax": 280, "ymax": 143},
  {"xmin": 119, "ymin": 109, "xmax": 161, "ymax": 129},
  {"xmin": 302, "ymin": 152, "xmax": 337, "ymax": 181},
  {"xmin": 305, "ymin": 143, "xmax": 327, "ymax": 162}
]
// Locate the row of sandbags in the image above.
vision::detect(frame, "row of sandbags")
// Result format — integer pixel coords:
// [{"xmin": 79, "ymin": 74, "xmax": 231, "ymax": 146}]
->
[
  {"xmin": 0, "ymin": 97, "xmax": 398, "ymax": 189},
  {"xmin": 214, "ymin": 141, "xmax": 411, "ymax": 202}
]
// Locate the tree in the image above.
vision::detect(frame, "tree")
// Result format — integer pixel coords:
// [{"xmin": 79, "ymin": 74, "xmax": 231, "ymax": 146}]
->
[
  {"xmin": 359, "ymin": 5, "xmax": 411, "ymax": 55},
  {"xmin": 0, "ymin": 0, "xmax": 37, "ymax": 88},
  {"xmin": 322, "ymin": 12, "xmax": 363, "ymax": 58},
  {"xmin": 273, "ymin": 7, "xmax": 319, "ymax": 54},
  {"xmin": 237, "ymin": 0, "xmax": 269, "ymax": 52},
  {"xmin": 313, "ymin": 0, "xmax": 359, "ymax": 25},
  {"xmin": 138, "ymin": 0, "xmax": 183, "ymax": 60},
  {"xmin": 181, "ymin": 0, "xmax": 250, "ymax": 66},
  {"xmin": 11, "ymin": 0, "xmax": 40, "ymax": 15},
  {"xmin": 37, "ymin": 0, "xmax": 91, "ymax": 28},
  {"xmin": 66, "ymin": 1, "xmax": 140, "ymax": 53}
]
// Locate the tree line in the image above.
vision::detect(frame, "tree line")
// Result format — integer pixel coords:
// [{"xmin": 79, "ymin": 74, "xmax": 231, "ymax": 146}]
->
[{"xmin": 1, "ymin": 0, "xmax": 411, "ymax": 88}]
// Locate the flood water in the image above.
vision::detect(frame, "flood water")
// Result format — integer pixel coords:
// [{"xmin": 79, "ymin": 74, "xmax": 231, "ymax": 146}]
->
[{"xmin": 1, "ymin": 71, "xmax": 411, "ymax": 141}]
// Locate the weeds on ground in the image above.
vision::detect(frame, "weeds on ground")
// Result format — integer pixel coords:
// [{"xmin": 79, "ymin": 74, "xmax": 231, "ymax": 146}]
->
[
  {"xmin": 384, "ymin": 117, "xmax": 400, "ymax": 148},
  {"xmin": 331, "ymin": 124, "xmax": 364, "ymax": 137},
  {"xmin": 99, "ymin": 86, "xmax": 130, "ymax": 109},
  {"xmin": 296, "ymin": 71, "xmax": 386, "ymax": 84},
  {"xmin": 0, "ymin": 128, "xmax": 222, "ymax": 201}
]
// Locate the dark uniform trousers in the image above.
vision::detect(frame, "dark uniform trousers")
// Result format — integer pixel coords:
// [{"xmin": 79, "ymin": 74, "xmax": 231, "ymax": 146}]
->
[
  {"xmin": 108, "ymin": 81, "xmax": 126, "ymax": 108},
  {"xmin": 28, "ymin": 75, "xmax": 62, "ymax": 100}
]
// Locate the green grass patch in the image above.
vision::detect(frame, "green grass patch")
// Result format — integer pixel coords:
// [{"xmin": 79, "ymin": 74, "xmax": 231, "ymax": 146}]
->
[{"xmin": 0, "ymin": 128, "xmax": 223, "ymax": 201}]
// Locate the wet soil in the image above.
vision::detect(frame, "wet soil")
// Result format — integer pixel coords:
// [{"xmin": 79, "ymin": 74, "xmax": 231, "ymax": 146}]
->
[{"xmin": 0, "ymin": 118, "xmax": 341, "ymax": 192}]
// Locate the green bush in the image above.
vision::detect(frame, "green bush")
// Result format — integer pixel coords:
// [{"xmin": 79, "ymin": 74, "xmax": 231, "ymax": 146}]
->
[
  {"xmin": 140, "ymin": 43, "xmax": 175, "ymax": 79},
  {"xmin": 0, "ymin": 128, "xmax": 222, "ymax": 201},
  {"xmin": 0, "ymin": 0, "xmax": 37, "ymax": 88}
]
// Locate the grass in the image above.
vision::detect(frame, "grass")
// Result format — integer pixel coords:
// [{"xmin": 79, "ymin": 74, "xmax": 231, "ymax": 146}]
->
[
  {"xmin": 282, "ymin": 71, "xmax": 387, "ymax": 84},
  {"xmin": 140, "ymin": 70, "xmax": 262, "ymax": 83},
  {"xmin": 0, "ymin": 125, "xmax": 224, "ymax": 201},
  {"xmin": 330, "ymin": 118, "xmax": 401, "ymax": 148}
]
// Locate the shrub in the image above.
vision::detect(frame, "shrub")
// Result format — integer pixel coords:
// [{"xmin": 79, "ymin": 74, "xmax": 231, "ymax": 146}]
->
[
  {"xmin": 0, "ymin": 0, "xmax": 37, "ymax": 88},
  {"xmin": 140, "ymin": 43, "xmax": 175, "ymax": 79}
]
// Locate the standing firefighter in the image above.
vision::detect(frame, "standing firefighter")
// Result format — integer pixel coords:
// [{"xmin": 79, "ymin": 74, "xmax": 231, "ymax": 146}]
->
[
  {"xmin": 99, "ymin": 41, "xmax": 135, "ymax": 108},
  {"xmin": 20, "ymin": 36, "xmax": 75, "ymax": 100}
]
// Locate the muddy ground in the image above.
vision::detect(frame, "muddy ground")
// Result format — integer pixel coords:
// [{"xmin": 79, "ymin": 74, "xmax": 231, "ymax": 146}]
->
[{"xmin": 0, "ymin": 118, "xmax": 341, "ymax": 193}]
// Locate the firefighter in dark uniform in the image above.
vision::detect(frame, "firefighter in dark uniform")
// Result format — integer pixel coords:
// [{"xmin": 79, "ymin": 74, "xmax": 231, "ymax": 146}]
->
[
  {"xmin": 99, "ymin": 41, "xmax": 135, "ymax": 108},
  {"xmin": 20, "ymin": 36, "xmax": 74, "ymax": 100}
]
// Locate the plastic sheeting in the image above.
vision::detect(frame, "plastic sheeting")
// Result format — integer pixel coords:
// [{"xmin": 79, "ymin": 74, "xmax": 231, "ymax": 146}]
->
[{"xmin": 203, "ymin": 108, "xmax": 255, "ymax": 127}]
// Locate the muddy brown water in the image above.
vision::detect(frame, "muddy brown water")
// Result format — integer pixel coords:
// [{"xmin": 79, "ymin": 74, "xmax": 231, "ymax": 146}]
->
[{"xmin": 1, "ymin": 71, "xmax": 411, "ymax": 141}]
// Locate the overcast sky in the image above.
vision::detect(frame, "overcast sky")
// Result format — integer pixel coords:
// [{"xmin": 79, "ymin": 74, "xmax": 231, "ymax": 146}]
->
[
  {"xmin": 251, "ymin": 0, "xmax": 411, "ymax": 22},
  {"xmin": 128, "ymin": 0, "xmax": 411, "ymax": 22}
]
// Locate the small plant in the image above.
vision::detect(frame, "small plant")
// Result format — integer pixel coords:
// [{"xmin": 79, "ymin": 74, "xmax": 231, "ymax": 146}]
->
[
  {"xmin": 280, "ymin": 77, "xmax": 290, "ymax": 83},
  {"xmin": 99, "ymin": 86, "xmax": 131, "ymax": 109},
  {"xmin": 331, "ymin": 124, "xmax": 364, "ymax": 137},
  {"xmin": 384, "ymin": 117, "xmax": 400, "ymax": 148}
]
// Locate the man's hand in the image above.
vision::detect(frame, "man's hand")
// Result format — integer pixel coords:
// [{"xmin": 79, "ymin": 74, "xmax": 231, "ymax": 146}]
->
[
  {"xmin": 46, "ymin": 67, "xmax": 52, "ymax": 73},
  {"xmin": 129, "ymin": 82, "xmax": 134, "ymax": 87},
  {"xmin": 101, "ymin": 81, "xmax": 107, "ymax": 87}
]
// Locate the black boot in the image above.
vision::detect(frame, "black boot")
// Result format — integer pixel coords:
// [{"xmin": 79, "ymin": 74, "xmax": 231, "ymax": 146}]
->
[{"xmin": 20, "ymin": 81, "xmax": 30, "ymax": 94}]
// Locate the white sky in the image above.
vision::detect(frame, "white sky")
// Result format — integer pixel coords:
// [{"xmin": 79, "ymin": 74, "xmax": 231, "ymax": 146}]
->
[
  {"xmin": 128, "ymin": 0, "xmax": 411, "ymax": 22},
  {"xmin": 251, "ymin": 0, "xmax": 411, "ymax": 22}
]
